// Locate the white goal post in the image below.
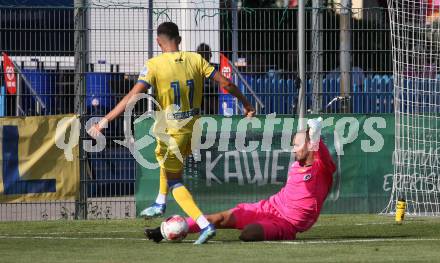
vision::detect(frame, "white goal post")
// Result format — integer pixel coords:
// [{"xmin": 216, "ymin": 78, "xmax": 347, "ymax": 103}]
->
[{"xmin": 384, "ymin": 0, "xmax": 440, "ymax": 216}]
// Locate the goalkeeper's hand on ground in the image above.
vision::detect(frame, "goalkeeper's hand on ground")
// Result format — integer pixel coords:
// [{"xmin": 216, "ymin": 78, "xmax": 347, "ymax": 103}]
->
[{"xmin": 144, "ymin": 227, "xmax": 164, "ymax": 243}]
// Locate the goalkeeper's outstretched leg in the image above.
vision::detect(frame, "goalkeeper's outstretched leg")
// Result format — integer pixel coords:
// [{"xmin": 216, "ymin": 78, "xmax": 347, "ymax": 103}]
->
[{"xmin": 203, "ymin": 210, "xmax": 266, "ymax": 241}]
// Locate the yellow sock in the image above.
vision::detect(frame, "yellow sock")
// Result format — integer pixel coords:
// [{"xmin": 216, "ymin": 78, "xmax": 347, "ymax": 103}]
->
[
  {"xmin": 159, "ymin": 168, "xmax": 168, "ymax": 195},
  {"xmin": 172, "ymin": 185, "xmax": 203, "ymax": 220}
]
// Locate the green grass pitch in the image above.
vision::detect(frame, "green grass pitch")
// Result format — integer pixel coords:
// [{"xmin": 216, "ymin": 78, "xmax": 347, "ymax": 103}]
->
[{"xmin": 1, "ymin": 214, "xmax": 440, "ymax": 263}]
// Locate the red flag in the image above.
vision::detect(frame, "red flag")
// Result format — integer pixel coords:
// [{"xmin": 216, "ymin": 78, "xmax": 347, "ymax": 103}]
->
[
  {"xmin": 289, "ymin": 0, "xmax": 298, "ymax": 8},
  {"xmin": 2, "ymin": 52, "xmax": 17, "ymax": 95},
  {"xmin": 219, "ymin": 53, "xmax": 232, "ymax": 94},
  {"xmin": 427, "ymin": 0, "xmax": 440, "ymax": 18}
]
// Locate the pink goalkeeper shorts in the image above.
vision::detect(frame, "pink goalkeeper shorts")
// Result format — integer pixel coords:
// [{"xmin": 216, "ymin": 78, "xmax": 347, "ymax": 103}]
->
[{"xmin": 231, "ymin": 200, "xmax": 297, "ymax": 241}]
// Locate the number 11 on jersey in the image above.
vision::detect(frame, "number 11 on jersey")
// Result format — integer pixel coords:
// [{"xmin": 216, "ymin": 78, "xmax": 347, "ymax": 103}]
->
[{"xmin": 171, "ymin": 79, "xmax": 194, "ymax": 108}]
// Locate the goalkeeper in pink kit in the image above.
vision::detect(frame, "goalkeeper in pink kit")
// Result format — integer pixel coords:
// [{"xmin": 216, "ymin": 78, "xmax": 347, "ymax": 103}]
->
[{"xmin": 146, "ymin": 117, "xmax": 336, "ymax": 242}]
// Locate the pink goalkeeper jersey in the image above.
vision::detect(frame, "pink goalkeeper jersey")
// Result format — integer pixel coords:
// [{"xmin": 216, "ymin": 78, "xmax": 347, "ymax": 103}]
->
[{"xmin": 268, "ymin": 140, "xmax": 336, "ymax": 232}]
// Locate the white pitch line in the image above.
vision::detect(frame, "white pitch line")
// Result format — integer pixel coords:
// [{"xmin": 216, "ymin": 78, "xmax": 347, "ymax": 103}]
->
[
  {"xmin": 313, "ymin": 220, "xmax": 435, "ymax": 227},
  {"xmin": 0, "ymin": 235, "xmax": 439, "ymax": 245},
  {"xmin": 313, "ymin": 222, "xmax": 390, "ymax": 227},
  {"xmin": 8, "ymin": 230, "xmax": 140, "ymax": 235},
  {"xmin": 263, "ymin": 238, "xmax": 440, "ymax": 245},
  {"xmin": 0, "ymin": 235, "xmax": 223, "ymax": 243},
  {"xmin": 0, "ymin": 235, "xmax": 145, "ymax": 241}
]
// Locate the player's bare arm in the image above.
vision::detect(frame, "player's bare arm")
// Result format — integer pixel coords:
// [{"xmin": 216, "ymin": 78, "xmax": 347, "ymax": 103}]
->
[
  {"xmin": 87, "ymin": 82, "xmax": 148, "ymax": 137},
  {"xmin": 211, "ymin": 71, "xmax": 256, "ymax": 117}
]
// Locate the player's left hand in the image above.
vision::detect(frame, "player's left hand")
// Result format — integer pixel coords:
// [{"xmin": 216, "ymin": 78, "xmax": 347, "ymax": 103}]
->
[
  {"xmin": 87, "ymin": 118, "xmax": 109, "ymax": 139},
  {"xmin": 243, "ymin": 103, "xmax": 256, "ymax": 118}
]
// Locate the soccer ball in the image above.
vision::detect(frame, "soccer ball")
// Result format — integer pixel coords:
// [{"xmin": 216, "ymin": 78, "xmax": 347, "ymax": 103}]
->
[{"xmin": 160, "ymin": 215, "xmax": 189, "ymax": 241}]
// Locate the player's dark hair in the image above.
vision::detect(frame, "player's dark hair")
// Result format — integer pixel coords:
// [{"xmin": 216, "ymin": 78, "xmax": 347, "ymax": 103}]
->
[{"xmin": 157, "ymin": 22, "xmax": 180, "ymax": 40}]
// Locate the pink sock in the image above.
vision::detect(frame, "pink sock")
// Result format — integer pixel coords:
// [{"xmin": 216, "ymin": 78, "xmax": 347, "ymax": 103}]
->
[{"xmin": 186, "ymin": 217, "xmax": 201, "ymax": 233}]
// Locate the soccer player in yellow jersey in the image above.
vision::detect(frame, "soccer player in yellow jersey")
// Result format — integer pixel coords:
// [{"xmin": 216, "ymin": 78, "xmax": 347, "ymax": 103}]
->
[{"xmin": 88, "ymin": 22, "xmax": 255, "ymax": 244}]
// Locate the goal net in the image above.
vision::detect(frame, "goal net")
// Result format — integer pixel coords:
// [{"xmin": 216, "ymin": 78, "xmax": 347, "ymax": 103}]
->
[{"xmin": 384, "ymin": 0, "xmax": 440, "ymax": 216}]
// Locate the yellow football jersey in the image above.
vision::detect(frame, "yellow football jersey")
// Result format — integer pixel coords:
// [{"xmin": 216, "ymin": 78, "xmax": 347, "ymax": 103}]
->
[{"xmin": 138, "ymin": 51, "xmax": 216, "ymax": 134}]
